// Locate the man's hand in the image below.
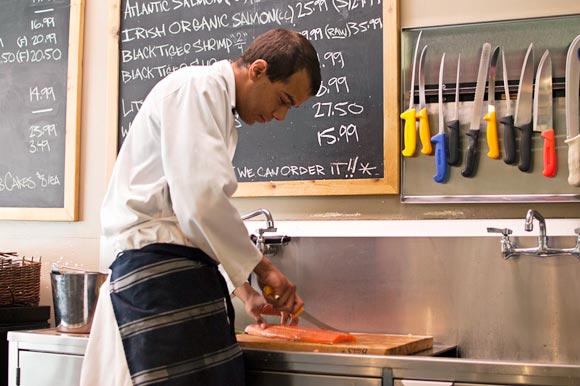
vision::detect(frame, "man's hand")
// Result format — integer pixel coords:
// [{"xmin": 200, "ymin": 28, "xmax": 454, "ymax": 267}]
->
[
  {"xmin": 253, "ymin": 257, "xmax": 304, "ymax": 316},
  {"xmin": 233, "ymin": 283, "xmax": 269, "ymax": 328}
]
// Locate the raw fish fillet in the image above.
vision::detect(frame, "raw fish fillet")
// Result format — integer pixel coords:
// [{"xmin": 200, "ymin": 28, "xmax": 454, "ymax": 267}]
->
[{"xmin": 244, "ymin": 324, "xmax": 356, "ymax": 344}]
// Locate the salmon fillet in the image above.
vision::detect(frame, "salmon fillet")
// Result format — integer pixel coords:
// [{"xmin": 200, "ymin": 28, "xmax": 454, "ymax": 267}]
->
[{"xmin": 244, "ymin": 324, "xmax": 356, "ymax": 344}]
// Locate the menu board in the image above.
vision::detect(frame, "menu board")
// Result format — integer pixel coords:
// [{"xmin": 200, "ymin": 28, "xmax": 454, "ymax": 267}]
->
[
  {"xmin": 109, "ymin": 0, "xmax": 400, "ymax": 196},
  {"xmin": 0, "ymin": 0, "xmax": 83, "ymax": 220}
]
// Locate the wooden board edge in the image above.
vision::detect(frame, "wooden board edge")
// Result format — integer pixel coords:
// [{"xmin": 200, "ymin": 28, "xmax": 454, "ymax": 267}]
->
[
  {"xmin": 234, "ymin": 177, "xmax": 397, "ymax": 197},
  {"xmin": 105, "ymin": 0, "xmax": 121, "ymax": 185}
]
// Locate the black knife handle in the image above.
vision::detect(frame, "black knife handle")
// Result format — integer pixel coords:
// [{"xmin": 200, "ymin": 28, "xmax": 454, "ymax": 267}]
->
[
  {"xmin": 446, "ymin": 119, "xmax": 461, "ymax": 166},
  {"xmin": 518, "ymin": 121, "xmax": 533, "ymax": 172},
  {"xmin": 501, "ymin": 115, "xmax": 516, "ymax": 165},
  {"xmin": 461, "ymin": 129, "xmax": 480, "ymax": 177}
]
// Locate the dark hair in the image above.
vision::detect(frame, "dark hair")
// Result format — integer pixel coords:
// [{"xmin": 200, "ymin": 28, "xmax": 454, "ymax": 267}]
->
[{"xmin": 236, "ymin": 29, "xmax": 321, "ymax": 96}]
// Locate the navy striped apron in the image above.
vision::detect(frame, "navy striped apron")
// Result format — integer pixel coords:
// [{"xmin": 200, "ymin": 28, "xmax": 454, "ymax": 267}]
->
[{"xmin": 109, "ymin": 243, "xmax": 245, "ymax": 386}]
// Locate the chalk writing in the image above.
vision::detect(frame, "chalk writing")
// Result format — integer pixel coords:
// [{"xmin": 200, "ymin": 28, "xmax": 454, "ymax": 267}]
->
[{"xmin": 117, "ymin": 0, "xmax": 384, "ymax": 182}]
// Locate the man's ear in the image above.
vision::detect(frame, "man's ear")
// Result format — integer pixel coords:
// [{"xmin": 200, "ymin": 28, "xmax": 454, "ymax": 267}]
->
[{"xmin": 249, "ymin": 59, "xmax": 268, "ymax": 80}]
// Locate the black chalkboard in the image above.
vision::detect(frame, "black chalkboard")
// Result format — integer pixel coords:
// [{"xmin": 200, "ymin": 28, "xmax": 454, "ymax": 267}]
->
[
  {"xmin": 0, "ymin": 0, "xmax": 82, "ymax": 220},
  {"xmin": 113, "ymin": 0, "xmax": 399, "ymax": 196}
]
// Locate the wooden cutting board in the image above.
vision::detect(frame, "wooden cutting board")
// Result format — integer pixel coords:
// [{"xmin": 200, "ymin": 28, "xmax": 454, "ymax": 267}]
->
[{"xmin": 237, "ymin": 332, "xmax": 433, "ymax": 356}]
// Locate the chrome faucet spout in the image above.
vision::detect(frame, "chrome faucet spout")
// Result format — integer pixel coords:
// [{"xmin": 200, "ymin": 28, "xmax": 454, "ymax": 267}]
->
[
  {"xmin": 241, "ymin": 208, "xmax": 276, "ymax": 232},
  {"xmin": 525, "ymin": 209, "xmax": 546, "ymax": 238}
]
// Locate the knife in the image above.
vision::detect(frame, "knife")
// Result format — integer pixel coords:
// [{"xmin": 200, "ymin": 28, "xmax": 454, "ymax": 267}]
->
[
  {"xmin": 417, "ymin": 45, "xmax": 433, "ymax": 155},
  {"xmin": 484, "ymin": 47, "xmax": 501, "ymax": 159},
  {"xmin": 461, "ymin": 42, "xmax": 491, "ymax": 178},
  {"xmin": 565, "ymin": 34, "xmax": 580, "ymax": 186},
  {"xmin": 501, "ymin": 51, "xmax": 517, "ymax": 165},
  {"xmin": 431, "ymin": 53, "xmax": 447, "ymax": 183},
  {"xmin": 292, "ymin": 306, "xmax": 341, "ymax": 332},
  {"xmin": 447, "ymin": 55, "xmax": 461, "ymax": 166},
  {"xmin": 515, "ymin": 43, "xmax": 534, "ymax": 173},
  {"xmin": 533, "ymin": 49, "xmax": 556, "ymax": 178},
  {"xmin": 401, "ymin": 31, "xmax": 422, "ymax": 157}
]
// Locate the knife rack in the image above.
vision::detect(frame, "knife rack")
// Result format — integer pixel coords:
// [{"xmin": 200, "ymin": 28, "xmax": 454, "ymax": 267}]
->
[{"xmin": 401, "ymin": 14, "xmax": 580, "ymax": 203}]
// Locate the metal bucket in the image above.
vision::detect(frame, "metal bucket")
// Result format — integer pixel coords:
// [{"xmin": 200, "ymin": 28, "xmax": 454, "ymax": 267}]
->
[{"xmin": 50, "ymin": 271, "xmax": 107, "ymax": 333}]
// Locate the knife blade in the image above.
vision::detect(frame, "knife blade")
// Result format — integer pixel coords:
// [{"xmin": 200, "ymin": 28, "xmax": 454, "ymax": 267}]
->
[
  {"xmin": 501, "ymin": 50, "xmax": 517, "ymax": 164},
  {"xmin": 514, "ymin": 43, "xmax": 534, "ymax": 172},
  {"xmin": 447, "ymin": 55, "xmax": 461, "ymax": 166},
  {"xmin": 565, "ymin": 34, "xmax": 580, "ymax": 186},
  {"xmin": 432, "ymin": 53, "xmax": 447, "ymax": 183},
  {"xmin": 484, "ymin": 46, "xmax": 501, "ymax": 159},
  {"xmin": 417, "ymin": 45, "xmax": 433, "ymax": 155},
  {"xmin": 292, "ymin": 306, "xmax": 341, "ymax": 332},
  {"xmin": 401, "ymin": 31, "xmax": 423, "ymax": 157},
  {"xmin": 533, "ymin": 49, "xmax": 556, "ymax": 178},
  {"xmin": 461, "ymin": 42, "xmax": 491, "ymax": 177}
]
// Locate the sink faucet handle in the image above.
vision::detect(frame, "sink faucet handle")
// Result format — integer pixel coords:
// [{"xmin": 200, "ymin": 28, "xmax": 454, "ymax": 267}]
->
[{"xmin": 487, "ymin": 227, "xmax": 513, "ymax": 237}]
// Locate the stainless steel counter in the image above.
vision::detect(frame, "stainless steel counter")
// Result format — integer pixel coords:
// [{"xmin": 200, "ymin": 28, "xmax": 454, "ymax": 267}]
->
[{"xmin": 244, "ymin": 348, "xmax": 580, "ymax": 386}]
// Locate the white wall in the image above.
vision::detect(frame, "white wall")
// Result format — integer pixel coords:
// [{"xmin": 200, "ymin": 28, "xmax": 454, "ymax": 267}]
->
[{"xmin": 0, "ymin": 0, "xmax": 578, "ymax": 313}]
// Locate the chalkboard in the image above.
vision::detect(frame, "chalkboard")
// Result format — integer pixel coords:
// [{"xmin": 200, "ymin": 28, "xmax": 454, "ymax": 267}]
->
[
  {"xmin": 0, "ymin": 0, "xmax": 83, "ymax": 220},
  {"xmin": 107, "ymin": 0, "xmax": 400, "ymax": 196}
]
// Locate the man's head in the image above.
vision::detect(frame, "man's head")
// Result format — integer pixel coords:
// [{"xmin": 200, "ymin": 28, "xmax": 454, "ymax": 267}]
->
[{"xmin": 233, "ymin": 29, "xmax": 321, "ymax": 125}]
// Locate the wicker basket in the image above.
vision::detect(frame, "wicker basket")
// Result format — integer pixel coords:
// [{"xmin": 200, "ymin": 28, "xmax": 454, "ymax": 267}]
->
[{"xmin": 0, "ymin": 252, "xmax": 41, "ymax": 307}]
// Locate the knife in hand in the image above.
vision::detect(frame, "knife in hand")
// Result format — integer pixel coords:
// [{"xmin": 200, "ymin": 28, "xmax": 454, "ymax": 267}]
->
[
  {"xmin": 417, "ymin": 45, "xmax": 433, "ymax": 155},
  {"xmin": 447, "ymin": 55, "xmax": 461, "ymax": 166},
  {"xmin": 401, "ymin": 31, "xmax": 422, "ymax": 157},
  {"xmin": 533, "ymin": 49, "xmax": 556, "ymax": 177},
  {"xmin": 432, "ymin": 53, "xmax": 447, "ymax": 183},
  {"xmin": 484, "ymin": 47, "xmax": 501, "ymax": 159},
  {"xmin": 515, "ymin": 43, "xmax": 535, "ymax": 173},
  {"xmin": 462, "ymin": 43, "xmax": 491, "ymax": 177},
  {"xmin": 565, "ymin": 34, "xmax": 580, "ymax": 186},
  {"xmin": 500, "ymin": 50, "xmax": 517, "ymax": 165}
]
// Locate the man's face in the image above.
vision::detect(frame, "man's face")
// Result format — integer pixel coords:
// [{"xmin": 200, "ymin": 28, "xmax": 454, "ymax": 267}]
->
[{"xmin": 236, "ymin": 60, "xmax": 312, "ymax": 125}]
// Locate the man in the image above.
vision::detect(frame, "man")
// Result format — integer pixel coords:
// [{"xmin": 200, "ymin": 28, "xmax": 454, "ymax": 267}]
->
[{"xmin": 80, "ymin": 29, "xmax": 321, "ymax": 386}]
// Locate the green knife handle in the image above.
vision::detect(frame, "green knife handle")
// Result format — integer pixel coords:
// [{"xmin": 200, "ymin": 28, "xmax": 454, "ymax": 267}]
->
[
  {"xmin": 501, "ymin": 115, "xmax": 516, "ymax": 164},
  {"xmin": 518, "ymin": 121, "xmax": 533, "ymax": 172},
  {"xmin": 446, "ymin": 119, "xmax": 460, "ymax": 166},
  {"xmin": 461, "ymin": 129, "xmax": 480, "ymax": 177}
]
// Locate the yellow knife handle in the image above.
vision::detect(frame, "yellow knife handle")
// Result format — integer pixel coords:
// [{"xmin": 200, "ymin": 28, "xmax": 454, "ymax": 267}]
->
[
  {"xmin": 484, "ymin": 108, "xmax": 500, "ymax": 159},
  {"xmin": 565, "ymin": 134, "xmax": 580, "ymax": 186},
  {"xmin": 292, "ymin": 306, "xmax": 305, "ymax": 319},
  {"xmin": 401, "ymin": 108, "xmax": 417, "ymax": 157},
  {"xmin": 417, "ymin": 107, "xmax": 432, "ymax": 155}
]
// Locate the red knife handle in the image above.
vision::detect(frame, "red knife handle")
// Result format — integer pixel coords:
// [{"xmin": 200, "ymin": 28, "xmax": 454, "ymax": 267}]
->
[
  {"xmin": 446, "ymin": 119, "xmax": 461, "ymax": 166},
  {"xmin": 501, "ymin": 115, "xmax": 516, "ymax": 165},
  {"xmin": 517, "ymin": 121, "xmax": 533, "ymax": 172},
  {"xmin": 541, "ymin": 129, "xmax": 557, "ymax": 177}
]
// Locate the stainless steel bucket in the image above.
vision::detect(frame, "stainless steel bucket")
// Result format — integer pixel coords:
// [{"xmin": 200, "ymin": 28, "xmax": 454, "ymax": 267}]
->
[{"xmin": 50, "ymin": 271, "xmax": 107, "ymax": 333}]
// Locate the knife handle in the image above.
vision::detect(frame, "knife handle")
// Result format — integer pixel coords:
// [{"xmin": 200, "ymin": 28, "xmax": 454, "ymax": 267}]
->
[
  {"xmin": 431, "ymin": 132, "xmax": 447, "ymax": 183},
  {"xmin": 446, "ymin": 119, "xmax": 461, "ymax": 166},
  {"xmin": 401, "ymin": 108, "xmax": 417, "ymax": 157},
  {"xmin": 541, "ymin": 129, "xmax": 557, "ymax": 178},
  {"xmin": 417, "ymin": 107, "xmax": 433, "ymax": 155},
  {"xmin": 484, "ymin": 108, "xmax": 500, "ymax": 159},
  {"xmin": 461, "ymin": 129, "xmax": 480, "ymax": 177},
  {"xmin": 565, "ymin": 133, "xmax": 580, "ymax": 186},
  {"xmin": 501, "ymin": 115, "xmax": 516, "ymax": 164},
  {"xmin": 518, "ymin": 121, "xmax": 534, "ymax": 172}
]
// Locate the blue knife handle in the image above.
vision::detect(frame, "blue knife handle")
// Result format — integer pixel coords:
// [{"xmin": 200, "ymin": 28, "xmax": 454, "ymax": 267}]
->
[
  {"xmin": 501, "ymin": 115, "xmax": 516, "ymax": 164},
  {"xmin": 446, "ymin": 119, "xmax": 461, "ymax": 166},
  {"xmin": 431, "ymin": 132, "xmax": 447, "ymax": 183},
  {"xmin": 461, "ymin": 129, "xmax": 480, "ymax": 177},
  {"xmin": 518, "ymin": 121, "xmax": 533, "ymax": 172}
]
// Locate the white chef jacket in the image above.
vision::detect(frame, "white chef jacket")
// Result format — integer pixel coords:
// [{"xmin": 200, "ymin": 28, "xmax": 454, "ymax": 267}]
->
[{"xmin": 80, "ymin": 60, "xmax": 262, "ymax": 386}]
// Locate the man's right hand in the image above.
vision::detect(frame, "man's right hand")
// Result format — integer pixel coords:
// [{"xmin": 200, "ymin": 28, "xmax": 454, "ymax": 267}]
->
[{"xmin": 253, "ymin": 257, "xmax": 304, "ymax": 316}]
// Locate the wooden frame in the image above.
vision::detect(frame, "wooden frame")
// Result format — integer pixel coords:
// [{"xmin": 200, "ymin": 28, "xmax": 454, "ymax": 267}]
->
[
  {"xmin": 107, "ymin": 0, "xmax": 400, "ymax": 196},
  {"xmin": 0, "ymin": 0, "xmax": 84, "ymax": 221}
]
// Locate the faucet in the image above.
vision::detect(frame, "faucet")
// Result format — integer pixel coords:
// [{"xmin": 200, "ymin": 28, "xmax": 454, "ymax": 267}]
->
[
  {"xmin": 241, "ymin": 208, "xmax": 290, "ymax": 257},
  {"xmin": 488, "ymin": 209, "xmax": 580, "ymax": 259}
]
